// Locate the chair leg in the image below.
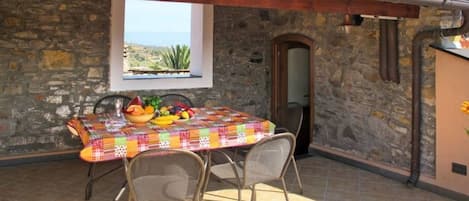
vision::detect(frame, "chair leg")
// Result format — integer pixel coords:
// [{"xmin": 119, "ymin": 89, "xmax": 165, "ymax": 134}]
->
[
  {"xmin": 291, "ymin": 156, "xmax": 303, "ymax": 194},
  {"xmin": 250, "ymin": 184, "xmax": 256, "ymax": 201},
  {"xmin": 281, "ymin": 178, "xmax": 289, "ymax": 201},
  {"xmin": 236, "ymin": 175, "xmax": 243, "ymax": 201},
  {"xmin": 200, "ymin": 151, "xmax": 212, "ymax": 201},
  {"xmin": 113, "ymin": 181, "xmax": 127, "ymax": 201}
]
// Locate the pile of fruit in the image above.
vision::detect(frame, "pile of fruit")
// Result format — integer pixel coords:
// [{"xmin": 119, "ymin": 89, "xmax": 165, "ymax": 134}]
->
[
  {"xmin": 123, "ymin": 96, "xmax": 196, "ymax": 126},
  {"xmin": 159, "ymin": 102, "xmax": 195, "ymax": 120},
  {"xmin": 123, "ymin": 96, "xmax": 155, "ymax": 123},
  {"xmin": 124, "ymin": 96, "xmax": 155, "ymax": 116},
  {"xmin": 151, "ymin": 102, "xmax": 195, "ymax": 126}
]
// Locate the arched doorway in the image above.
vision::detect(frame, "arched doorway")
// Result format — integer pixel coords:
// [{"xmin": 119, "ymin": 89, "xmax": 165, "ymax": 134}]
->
[{"xmin": 272, "ymin": 34, "xmax": 315, "ymax": 155}]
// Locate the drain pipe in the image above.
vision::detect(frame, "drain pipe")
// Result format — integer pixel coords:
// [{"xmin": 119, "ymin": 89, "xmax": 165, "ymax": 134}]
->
[
  {"xmin": 408, "ymin": 9, "xmax": 469, "ymax": 186},
  {"xmin": 377, "ymin": 0, "xmax": 469, "ymax": 186}
]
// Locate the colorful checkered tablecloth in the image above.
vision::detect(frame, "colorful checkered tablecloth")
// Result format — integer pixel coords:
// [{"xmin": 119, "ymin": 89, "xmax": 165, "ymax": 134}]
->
[{"xmin": 67, "ymin": 107, "xmax": 275, "ymax": 162}]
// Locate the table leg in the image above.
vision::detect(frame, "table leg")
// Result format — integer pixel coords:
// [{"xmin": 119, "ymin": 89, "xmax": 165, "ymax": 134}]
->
[
  {"xmin": 84, "ymin": 163, "xmax": 123, "ymax": 200},
  {"xmin": 85, "ymin": 163, "xmax": 96, "ymax": 200}
]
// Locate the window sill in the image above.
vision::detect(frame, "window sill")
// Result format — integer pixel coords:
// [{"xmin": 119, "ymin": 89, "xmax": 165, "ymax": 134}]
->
[{"xmin": 110, "ymin": 75, "xmax": 212, "ymax": 91}]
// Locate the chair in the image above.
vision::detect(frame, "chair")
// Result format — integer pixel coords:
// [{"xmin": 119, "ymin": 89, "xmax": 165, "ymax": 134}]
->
[
  {"xmin": 274, "ymin": 102, "xmax": 304, "ymax": 194},
  {"xmin": 275, "ymin": 102, "xmax": 303, "ymax": 136},
  {"xmin": 85, "ymin": 95, "xmax": 131, "ymax": 200},
  {"xmin": 232, "ymin": 103, "xmax": 304, "ymax": 194},
  {"xmin": 210, "ymin": 133, "xmax": 296, "ymax": 201},
  {"xmin": 93, "ymin": 94, "xmax": 132, "ymax": 114},
  {"xmin": 160, "ymin": 93, "xmax": 194, "ymax": 107},
  {"xmin": 124, "ymin": 149, "xmax": 205, "ymax": 201}
]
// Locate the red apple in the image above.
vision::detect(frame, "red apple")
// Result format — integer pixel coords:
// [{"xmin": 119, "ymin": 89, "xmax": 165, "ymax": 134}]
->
[
  {"xmin": 127, "ymin": 96, "xmax": 143, "ymax": 107},
  {"xmin": 187, "ymin": 109, "xmax": 195, "ymax": 117}
]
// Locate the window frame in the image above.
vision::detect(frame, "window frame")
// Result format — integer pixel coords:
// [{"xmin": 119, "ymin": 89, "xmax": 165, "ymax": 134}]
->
[{"xmin": 109, "ymin": 0, "xmax": 213, "ymax": 91}]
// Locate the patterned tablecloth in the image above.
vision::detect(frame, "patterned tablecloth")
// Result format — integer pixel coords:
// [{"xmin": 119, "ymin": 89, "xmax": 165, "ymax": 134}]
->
[{"xmin": 67, "ymin": 107, "xmax": 275, "ymax": 162}]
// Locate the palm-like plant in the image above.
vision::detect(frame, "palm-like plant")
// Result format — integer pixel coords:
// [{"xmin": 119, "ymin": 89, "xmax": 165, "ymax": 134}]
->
[{"xmin": 161, "ymin": 45, "xmax": 190, "ymax": 69}]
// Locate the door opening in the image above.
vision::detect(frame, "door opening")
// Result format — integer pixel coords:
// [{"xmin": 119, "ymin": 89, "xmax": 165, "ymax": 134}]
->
[{"xmin": 272, "ymin": 34, "xmax": 315, "ymax": 156}]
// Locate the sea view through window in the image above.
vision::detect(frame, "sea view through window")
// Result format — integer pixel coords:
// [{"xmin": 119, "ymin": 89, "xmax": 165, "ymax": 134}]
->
[{"xmin": 124, "ymin": 0, "xmax": 192, "ymax": 79}]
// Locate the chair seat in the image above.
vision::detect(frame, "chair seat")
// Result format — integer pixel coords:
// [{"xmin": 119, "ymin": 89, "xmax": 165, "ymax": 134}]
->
[
  {"xmin": 133, "ymin": 175, "xmax": 188, "ymax": 200},
  {"xmin": 208, "ymin": 133, "xmax": 296, "ymax": 201},
  {"xmin": 211, "ymin": 161, "xmax": 277, "ymax": 186},
  {"xmin": 211, "ymin": 163, "xmax": 243, "ymax": 180}
]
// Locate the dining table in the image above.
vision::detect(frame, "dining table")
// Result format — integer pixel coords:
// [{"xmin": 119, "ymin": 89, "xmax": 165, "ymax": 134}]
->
[{"xmin": 67, "ymin": 106, "xmax": 275, "ymax": 200}]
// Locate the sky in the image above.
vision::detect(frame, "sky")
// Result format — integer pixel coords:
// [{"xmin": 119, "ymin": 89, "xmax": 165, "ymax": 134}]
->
[{"xmin": 124, "ymin": 0, "xmax": 191, "ymax": 33}]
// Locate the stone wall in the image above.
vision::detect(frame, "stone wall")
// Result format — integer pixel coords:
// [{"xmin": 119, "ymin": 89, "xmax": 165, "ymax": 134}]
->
[
  {"xmin": 261, "ymin": 8, "xmax": 445, "ymax": 176},
  {"xmin": 0, "ymin": 0, "xmax": 113, "ymax": 154},
  {"xmin": 0, "ymin": 0, "xmax": 458, "ymax": 177},
  {"xmin": 0, "ymin": 1, "xmax": 272, "ymax": 156}
]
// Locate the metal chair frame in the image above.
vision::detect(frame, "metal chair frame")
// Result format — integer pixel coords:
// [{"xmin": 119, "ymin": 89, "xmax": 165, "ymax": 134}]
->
[
  {"xmin": 160, "ymin": 93, "xmax": 194, "ymax": 107},
  {"xmin": 209, "ymin": 133, "xmax": 296, "ymax": 201},
  {"xmin": 85, "ymin": 95, "xmax": 131, "ymax": 200},
  {"xmin": 124, "ymin": 149, "xmax": 206, "ymax": 201},
  {"xmin": 93, "ymin": 94, "xmax": 132, "ymax": 114},
  {"xmin": 275, "ymin": 102, "xmax": 304, "ymax": 194},
  {"xmin": 233, "ymin": 102, "xmax": 304, "ymax": 194}
]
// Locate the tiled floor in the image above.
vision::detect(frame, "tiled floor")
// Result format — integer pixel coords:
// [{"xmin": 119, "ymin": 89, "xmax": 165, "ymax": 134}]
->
[{"xmin": 0, "ymin": 155, "xmax": 454, "ymax": 201}]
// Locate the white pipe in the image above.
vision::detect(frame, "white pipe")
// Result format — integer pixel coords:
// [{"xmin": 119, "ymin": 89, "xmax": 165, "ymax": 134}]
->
[{"xmin": 378, "ymin": 0, "xmax": 469, "ymax": 9}]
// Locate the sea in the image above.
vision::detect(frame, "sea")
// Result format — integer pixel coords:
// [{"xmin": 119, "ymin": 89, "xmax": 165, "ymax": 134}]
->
[{"xmin": 124, "ymin": 32, "xmax": 191, "ymax": 47}]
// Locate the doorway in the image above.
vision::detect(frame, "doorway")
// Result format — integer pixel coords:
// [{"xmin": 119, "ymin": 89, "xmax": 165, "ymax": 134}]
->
[{"xmin": 271, "ymin": 34, "xmax": 314, "ymax": 155}]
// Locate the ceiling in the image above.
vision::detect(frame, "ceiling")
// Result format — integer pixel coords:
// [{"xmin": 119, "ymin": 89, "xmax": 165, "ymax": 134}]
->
[{"xmin": 156, "ymin": 0, "xmax": 420, "ymax": 18}]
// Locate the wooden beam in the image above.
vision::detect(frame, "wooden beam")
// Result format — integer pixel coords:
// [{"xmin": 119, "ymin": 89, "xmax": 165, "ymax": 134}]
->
[{"xmin": 157, "ymin": 0, "xmax": 420, "ymax": 18}]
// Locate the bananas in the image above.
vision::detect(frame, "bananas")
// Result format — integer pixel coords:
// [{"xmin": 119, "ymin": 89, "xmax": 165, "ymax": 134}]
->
[
  {"xmin": 151, "ymin": 119, "xmax": 173, "ymax": 126},
  {"xmin": 150, "ymin": 115, "xmax": 179, "ymax": 126},
  {"xmin": 157, "ymin": 115, "xmax": 180, "ymax": 121}
]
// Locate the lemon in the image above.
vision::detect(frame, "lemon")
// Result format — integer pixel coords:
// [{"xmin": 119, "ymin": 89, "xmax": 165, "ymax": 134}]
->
[
  {"xmin": 160, "ymin": 106, "xmax": 168, "ymax": 113},
  {"xmin": 181, "ymin": 111, "xmax": 190, "ymax": 119}
]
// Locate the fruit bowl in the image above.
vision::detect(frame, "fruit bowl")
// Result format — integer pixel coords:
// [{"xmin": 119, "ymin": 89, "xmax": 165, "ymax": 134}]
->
[{"xmin": 124, "ymin": 113, "xmax": 154, "ymax": 124}]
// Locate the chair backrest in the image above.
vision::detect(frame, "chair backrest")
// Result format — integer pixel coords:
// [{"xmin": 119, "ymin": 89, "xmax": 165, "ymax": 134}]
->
[
  {"xmin": 243, "ymin": 133, "xmax": 296, "ymax": 186},
  {"xmin": 93, "ymin": 95, "xmax": 132, "ymax": 114},
  {"xmin": 277, "ymin": 102, "xmax": 303, "ymax": 137},
  {"xmin": 160, "ymin": 94, "xmax": 194, "ymax": 107},
  {"xmin": 125, "ymin": 149, "xmax": 205, "ymax": 201}
]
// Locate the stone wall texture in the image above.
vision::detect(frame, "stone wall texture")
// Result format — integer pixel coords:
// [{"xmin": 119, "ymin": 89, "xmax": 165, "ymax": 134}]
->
[{"xmin": 0, "ymin": 0, "xmax": 460, "ymax": 176}]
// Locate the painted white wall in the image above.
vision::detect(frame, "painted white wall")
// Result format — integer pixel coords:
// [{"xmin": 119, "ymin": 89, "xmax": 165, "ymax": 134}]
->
[{"xmin": 288, "ymin": 48, "xmax": 310, "ymax": 106}]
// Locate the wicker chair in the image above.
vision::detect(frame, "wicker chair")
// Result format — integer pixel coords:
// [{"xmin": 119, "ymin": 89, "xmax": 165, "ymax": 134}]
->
[
  {"xmin": 274, "ymin": 102, "xmax": 304, "ymax": 194},
  {"xmin": 210, "ymin": 133, "xmax": 296, "ymax": 201},
  {"xmin": 124, "ymin": 149, "xmax": 205, "ymax": 201},
  {"xmin": 160, "ymin": 94, "xmax": 194, "ymax": 107}
]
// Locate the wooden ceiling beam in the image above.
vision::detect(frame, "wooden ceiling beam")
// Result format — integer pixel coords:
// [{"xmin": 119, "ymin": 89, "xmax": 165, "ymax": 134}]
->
[{"xmin": 157, "ymin": 0, "xmax": 420, "ymax": 18}]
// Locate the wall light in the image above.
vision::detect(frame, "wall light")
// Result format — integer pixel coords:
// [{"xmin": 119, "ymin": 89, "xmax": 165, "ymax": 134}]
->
[{"xmin": 341, "ymin": 14, "xmax": 364, "ymax": 33}]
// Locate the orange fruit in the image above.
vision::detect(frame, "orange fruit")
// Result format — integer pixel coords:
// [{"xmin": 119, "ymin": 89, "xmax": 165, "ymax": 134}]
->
[{"xmin": 144, "ymin": 106, "xmax": 155, "ymax": 114}]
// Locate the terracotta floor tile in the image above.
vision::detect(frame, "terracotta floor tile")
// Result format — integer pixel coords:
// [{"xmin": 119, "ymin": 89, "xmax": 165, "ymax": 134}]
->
[
  {"xmin": 0, "ymin": 155, "xmax": 457, "ymax": 201},
  {"xmin": 327, "ymin": 178, "xmax": 360, "ymax": 192},
  {"xmin": 325, "ymin": 189, "xmax": 361, "ymax": 201}
]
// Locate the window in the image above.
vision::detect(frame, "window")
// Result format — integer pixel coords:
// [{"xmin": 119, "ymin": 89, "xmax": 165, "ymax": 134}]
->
[{"xmin": 110, "ymin": 0, "xmax": 213, "ymax": 91}]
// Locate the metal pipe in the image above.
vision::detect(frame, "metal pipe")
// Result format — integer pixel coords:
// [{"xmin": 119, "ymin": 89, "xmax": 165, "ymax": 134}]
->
[
  {"xmin": 408, "ymin": 10, "xmax": 469, "ymax": 186},
  {"xmin": 387, "ymin": 20, "xmax": 399, "ymax": 84},
  {"xmin": 378, "ymin": 0, "xmax": 469, "ymax": 9},
  {"xmin": 379, "ymin": 20, "xmax": 390, "ymax": 81}
]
